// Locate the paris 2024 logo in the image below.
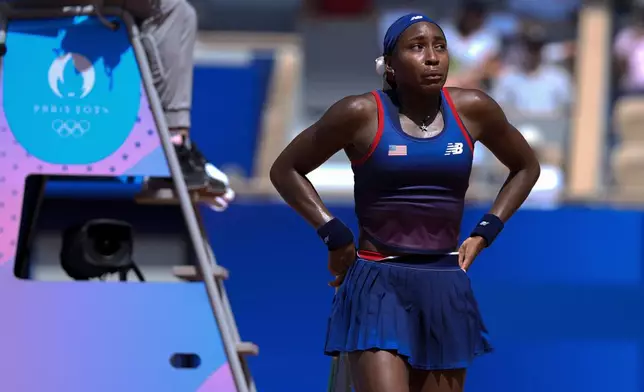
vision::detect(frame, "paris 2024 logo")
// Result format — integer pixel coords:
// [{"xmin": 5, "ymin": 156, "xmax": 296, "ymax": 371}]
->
[{"xmin": 3, "ymin": 20, "xmax": 141, "ymax": 165}]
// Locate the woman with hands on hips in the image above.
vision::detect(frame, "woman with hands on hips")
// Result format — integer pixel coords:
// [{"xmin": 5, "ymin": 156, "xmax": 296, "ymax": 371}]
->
[{"xmin": 270, "ymin": 13, "xmax": 540, "ymax": 392}]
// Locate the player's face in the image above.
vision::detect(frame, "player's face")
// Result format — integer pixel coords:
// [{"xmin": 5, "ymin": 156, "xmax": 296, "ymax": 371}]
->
[{"xmin": 390, "ymin": 22, "xmax": 449, "ymax": 93}]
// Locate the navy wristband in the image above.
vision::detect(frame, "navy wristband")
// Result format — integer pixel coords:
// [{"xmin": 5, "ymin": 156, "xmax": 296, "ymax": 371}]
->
[
  {"xmin": 470, "ymin": 214, "xmax": 504, "ymax": 247},
  {"xmin": 317, "ymin": 218, "xmax": 354, "ymax": 251}
]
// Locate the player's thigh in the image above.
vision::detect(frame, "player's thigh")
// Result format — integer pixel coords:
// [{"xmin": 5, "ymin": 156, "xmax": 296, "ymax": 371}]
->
[
  {"xmin": 348, "ymin": 349, "xmax": 410, "ymax": 392},
  {"xmin": 409, "ymin": 368, "xmax": 466, "ymax": 392}
]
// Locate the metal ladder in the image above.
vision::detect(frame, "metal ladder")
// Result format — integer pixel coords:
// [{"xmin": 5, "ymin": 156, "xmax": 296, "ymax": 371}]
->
[{"xmin": 0, "ymin": 3, "xmax": 258, "ymax": 392}]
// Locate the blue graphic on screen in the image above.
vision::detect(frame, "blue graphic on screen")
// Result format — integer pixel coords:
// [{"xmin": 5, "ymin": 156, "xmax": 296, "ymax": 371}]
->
[{"xmin": 3, "ymin": 17, "xmax": 140, "ymax": 164}]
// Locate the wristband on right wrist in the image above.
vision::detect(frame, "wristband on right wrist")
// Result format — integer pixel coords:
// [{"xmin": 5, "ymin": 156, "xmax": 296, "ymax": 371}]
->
[{"xmin": 316, "ymin": 218, "xmax": 354, "ymax": 251}]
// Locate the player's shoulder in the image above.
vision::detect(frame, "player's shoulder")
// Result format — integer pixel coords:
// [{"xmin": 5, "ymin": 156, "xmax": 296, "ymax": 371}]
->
[
  {"xmin": 445, "ymin": 87, "xmax": 502, "ymax": 119},
  {"xmin": 333, "ymin": 92, "xmax": 378, "ymax": 116},
  {"xmin": 321, "ymin": 92, "xmax": 378, "ymax": 129}
]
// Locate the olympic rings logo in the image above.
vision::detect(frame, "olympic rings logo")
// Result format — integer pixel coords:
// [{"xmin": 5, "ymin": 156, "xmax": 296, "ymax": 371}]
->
[{"xmin": 52, "ymin": 119, "xmax": 91, "ymax": 138}]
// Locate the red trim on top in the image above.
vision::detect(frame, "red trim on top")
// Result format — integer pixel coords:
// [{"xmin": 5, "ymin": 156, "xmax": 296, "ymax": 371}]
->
[
  {"xmin": 351, "ymin": 91, "xmax": 384, "ymax": 166},
  {"xmin": 356, "ymin": 250, "xmax": 389, "ymax": 261},
  {"xmin": 442, "ymin": 88, "xmax": 474, "ymax": 152}
]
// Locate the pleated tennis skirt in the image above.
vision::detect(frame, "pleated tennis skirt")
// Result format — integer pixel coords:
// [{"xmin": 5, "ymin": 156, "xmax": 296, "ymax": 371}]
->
[{"xmin": 324, "ymin": 254, "xmax": 493, "ymax": 370}]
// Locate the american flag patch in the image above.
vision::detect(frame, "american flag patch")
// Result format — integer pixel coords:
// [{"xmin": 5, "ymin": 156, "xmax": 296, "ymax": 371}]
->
[{"xmin": 388, "ymin": 145, "xmax": 407, "ymax": 156}]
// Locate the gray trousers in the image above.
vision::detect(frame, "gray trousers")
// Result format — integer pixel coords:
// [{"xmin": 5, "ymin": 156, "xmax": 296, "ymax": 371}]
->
[{"xmin": 141, "ymin": 0, "xmax": 196, "ymax": 130}]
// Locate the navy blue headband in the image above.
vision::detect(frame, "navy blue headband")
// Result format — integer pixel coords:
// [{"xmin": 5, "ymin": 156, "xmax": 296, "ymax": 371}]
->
[{"xmin": 383, "ymin": 13, "xmax": 437, "ymax": 56}]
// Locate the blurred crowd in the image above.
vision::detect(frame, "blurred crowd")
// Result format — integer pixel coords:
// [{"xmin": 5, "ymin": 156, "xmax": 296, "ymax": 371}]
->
[
  {"xmin": 427, "ymin": 0, "xmax": 644, "ymax": 202},
  {"xmin": 189, "ymin": 0, "xmax": 644, "ymax": 202},
  {"xmin": 614, "ymin": 0, "xmax": 644, "ymax": 95},
  {"xmin": 406, "ymin": 0, "xmax": 579, "ymax": 204},
  {"xmin": 439, "ymin": 1, "xmax": 576, "ymax": 117},
  {"xmin": 610, "ymin": 0, "xmax": 644, "ymax": 196}
]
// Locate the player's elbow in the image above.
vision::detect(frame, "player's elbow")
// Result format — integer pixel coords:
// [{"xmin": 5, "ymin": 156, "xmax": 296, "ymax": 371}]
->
[
  {"xmin": 269, "ymin": 160, "xmax": 285, "ymax": 189},
  {"xmin": 524, "ymin": 158, "xmax": 541, "ymax": 186},
  {"xmin": 509, "ymin": 154, "xmax": 540, "ymax": 187},
  {"xmin": 269, "ymin": 157, "xmax": 294, "ymax": 191}
]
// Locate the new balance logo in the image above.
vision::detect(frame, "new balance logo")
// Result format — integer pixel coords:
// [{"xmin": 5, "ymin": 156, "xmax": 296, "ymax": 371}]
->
[
  {"xmin": 444, "ymin": 142, "xmax": 464, "ymax": 156},
  {"xmin": 411, "ymin": 15, "xmax": 423, "ymax": 21}
]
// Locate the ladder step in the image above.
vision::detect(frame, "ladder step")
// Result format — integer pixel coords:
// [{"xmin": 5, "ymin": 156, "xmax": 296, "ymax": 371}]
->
[
  {"xmin": 236, "ymin": 342, "xmax": 259, "ymax": 356},
  {"xmin": 134, "ymin": 188, "xmax": 227, "ymax": 206},
  {"xmin": 172, "ymin": 265, "xmax": 229, "ymax": 281}
]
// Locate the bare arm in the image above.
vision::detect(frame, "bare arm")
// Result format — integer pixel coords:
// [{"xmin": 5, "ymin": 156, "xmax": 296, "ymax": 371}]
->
[
  {"xmin": 455, "ymin": 89, "xmax": 541, "ymax": 222},
  {"xmin": 270, "ymin": 94, "xmax": 375, "ymax": 228}
]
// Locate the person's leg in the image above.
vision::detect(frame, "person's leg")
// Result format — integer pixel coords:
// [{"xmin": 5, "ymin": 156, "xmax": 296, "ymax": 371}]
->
[
  {"xmin": 139, "ymin": 0, "xmax": 233, "ymax": 199},
  {"xmin": 348, "ymin": 350, "xmax": 410, "ymax": 392},
  {"xmin": 141, "ymin": 0, "xmax": 196, "ymax": 139},
  {"xmin": 409, "ymin": 369, "xmax": 466, "ymax": 392}
]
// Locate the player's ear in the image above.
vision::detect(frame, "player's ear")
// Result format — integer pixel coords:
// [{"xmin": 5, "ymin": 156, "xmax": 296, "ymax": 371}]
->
[{"xmin": 383, "ymin": 55, "xmax": 394, "ymax": 74}]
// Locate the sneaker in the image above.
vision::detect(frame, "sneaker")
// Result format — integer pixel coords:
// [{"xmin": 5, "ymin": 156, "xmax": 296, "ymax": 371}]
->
[
  {"xmin": 183, "ymin": 142, "xmax": 229, "ymax": 195},
  {"xmin": 189, "ymin": 144, "xmax": 231, "ymax": 189},
  {"xmin": 141, "ymin": 141, "xmax": 229, "ymax": 196},
  {"xmin": 173, "ymin": 143, "xmax": 213, "ymax": 192}
]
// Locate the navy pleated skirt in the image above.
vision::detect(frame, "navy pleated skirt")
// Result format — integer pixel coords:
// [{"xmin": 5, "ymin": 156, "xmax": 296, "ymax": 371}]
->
[{"xmin": 324, "ymin": 254, "xmax": 493, "ymax": 370}]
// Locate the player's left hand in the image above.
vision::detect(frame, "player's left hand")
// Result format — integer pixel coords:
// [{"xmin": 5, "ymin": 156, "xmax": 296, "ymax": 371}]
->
[
  {"xmin": 458, "ymin": 236, "xmax": 486, "ymax": 271},
  {"xmin": 328, "ymin": 242, "xmax": 356, "ymax": 288}
]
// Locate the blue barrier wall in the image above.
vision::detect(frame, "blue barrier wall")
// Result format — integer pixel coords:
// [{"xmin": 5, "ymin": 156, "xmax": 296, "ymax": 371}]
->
[
  {"xmin": 191, "ymin": 53, "xmax": 274, "ymax": 177},
  {"xmin": 203, "ymin": 203, "xmax": 644, "ymax": 392}
]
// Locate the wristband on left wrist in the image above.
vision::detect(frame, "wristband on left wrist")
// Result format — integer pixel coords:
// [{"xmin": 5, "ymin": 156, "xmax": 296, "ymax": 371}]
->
[{"xmin": 469, "ymin": 214, "xmax": 504, "ymax": 247}]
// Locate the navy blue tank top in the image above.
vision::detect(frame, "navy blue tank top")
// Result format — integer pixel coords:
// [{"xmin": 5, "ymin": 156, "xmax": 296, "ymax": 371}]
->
[{"xmin": 351, "ymin": 89, "xmax": 474, "ymax": 254}]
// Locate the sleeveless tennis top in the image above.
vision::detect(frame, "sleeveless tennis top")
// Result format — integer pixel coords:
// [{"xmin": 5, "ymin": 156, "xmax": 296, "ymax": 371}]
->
[{"xmin": 351, "ymin": 88, "xmax": 474, "ymax": 254}]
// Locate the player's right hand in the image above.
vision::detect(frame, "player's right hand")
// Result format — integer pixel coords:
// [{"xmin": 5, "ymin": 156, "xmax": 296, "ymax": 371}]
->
[{"xmin": 328, "ymin": 243, "xmax": 356, "ymax": 287}]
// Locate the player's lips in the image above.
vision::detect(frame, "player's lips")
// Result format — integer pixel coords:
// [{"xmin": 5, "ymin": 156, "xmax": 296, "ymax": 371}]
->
[
  {"xmin": 421, "ymin": 72, "xmax": 443, "ymax": 81},
  {"xmin": 422, "ymin": 70, "xmax": 443, "ymax": 79}
]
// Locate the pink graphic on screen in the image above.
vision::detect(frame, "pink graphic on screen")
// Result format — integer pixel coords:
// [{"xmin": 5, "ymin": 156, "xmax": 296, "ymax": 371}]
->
[
  {"xmin": 0, "ymin": 86, "xmax": 165, "ymax": 266},
  {"xmin": 0, "ymin": 16, "xmax": 237, "ymax": 392}
]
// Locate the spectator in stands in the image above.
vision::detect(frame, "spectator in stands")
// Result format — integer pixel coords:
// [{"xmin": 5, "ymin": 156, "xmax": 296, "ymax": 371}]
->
[
  {"xmin": 440, "ymin": 1, "xmax": 501, "ymax": 89},
  {"xmin": 614, "ymin": 3, "xmax": 644, "ymax": 93},
  {"xmin": 507, "ymin": 0, "xmax": 579, "ymax": 24},
  {"xmin": 502, "ymin": 19, "xmax": 576, "ymax": 73},
  {"xmin": 491, "ymin": 30, "xmax": 573, "ymax": 116}
]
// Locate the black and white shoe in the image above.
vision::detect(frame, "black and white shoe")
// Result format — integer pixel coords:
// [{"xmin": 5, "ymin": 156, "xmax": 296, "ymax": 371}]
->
[
  {"xmin": 173, "ymin": 143, "xmax": 227, "ymax": 193},
  {"xmin": 139, "ymin": 141, "xmax": 234, "ymax": 209},
  {"xmin": 186, "ymin": 142, "xmax": 236, "ymax": 211},
  {"xmin": 184, "ymin": 142, "xmax": 230, "ymax": 195}
]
